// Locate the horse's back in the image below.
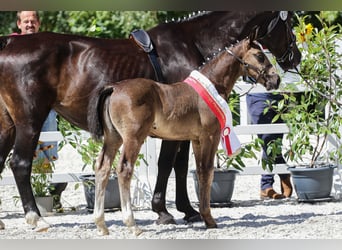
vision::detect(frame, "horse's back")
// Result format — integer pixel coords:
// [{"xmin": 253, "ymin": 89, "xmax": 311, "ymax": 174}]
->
[{"xmin": 0, "ymin": 32, "xmax": 155, "ymax": 130}]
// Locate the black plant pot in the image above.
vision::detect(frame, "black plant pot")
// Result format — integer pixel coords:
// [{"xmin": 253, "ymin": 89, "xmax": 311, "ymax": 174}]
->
[
  {"xmin": 288, "ymin": 164, "xmax": 336, "ymax": 202},
  {"xmin": 79, "ymin": 174, "xmax": 121, "ymax": 211},
  {"xmin": 191, "ymin": 169, "xmax": 238, "ymax": 207}
]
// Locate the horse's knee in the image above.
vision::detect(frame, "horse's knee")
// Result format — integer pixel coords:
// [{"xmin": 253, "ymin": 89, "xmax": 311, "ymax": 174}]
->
[{"xmin": 10, "ymin": 156, "xmax": 31, "ymax": 174}]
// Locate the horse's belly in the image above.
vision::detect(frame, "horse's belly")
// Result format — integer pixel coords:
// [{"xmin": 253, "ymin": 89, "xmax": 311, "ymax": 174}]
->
[{"xmin": 149, "ymin": 117, "xmax": 209, "ymax": 141}]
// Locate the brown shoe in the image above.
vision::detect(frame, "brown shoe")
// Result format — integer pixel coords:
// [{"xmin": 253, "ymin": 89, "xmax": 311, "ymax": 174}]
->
[
  {"xmin": 281, "ymin": 176, "xmax": 293, "ymax": 198},
  {"xmin": 260, "ymin": 188, "xmax": 285, "ymax": 200}
]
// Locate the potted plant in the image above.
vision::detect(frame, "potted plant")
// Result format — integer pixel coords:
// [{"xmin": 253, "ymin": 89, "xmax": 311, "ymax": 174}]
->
[
  {"xmin": 271, "ymin": 14, "xmax": 342, "ymax": 201},
  {"xmin": 31, "ymin": 142, "xmax": 56, "ymax": 214}
]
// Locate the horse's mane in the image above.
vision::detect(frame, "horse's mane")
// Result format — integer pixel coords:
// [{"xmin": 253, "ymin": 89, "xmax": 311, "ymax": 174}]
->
[{"xmin": 164, "ymin": 11, "xmax": 210, "ymax": 24}]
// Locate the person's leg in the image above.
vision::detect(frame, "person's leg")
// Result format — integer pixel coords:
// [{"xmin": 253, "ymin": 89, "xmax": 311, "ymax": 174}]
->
[
  {"xmin": 260, "ymin": 174, "xmax": 284, "ymax": 199},
  {"xmin": 246, "ymin": 94, "xmax": 285, "ymax": 199},
  {"xmin": 279, "ymin": 174, "xmax": 292, "ymax": 198}
]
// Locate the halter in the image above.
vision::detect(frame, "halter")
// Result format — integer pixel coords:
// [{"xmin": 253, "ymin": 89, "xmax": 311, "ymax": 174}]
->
[
  {"xmin": 225, "ymin": 47, "xmax": 267, "ymax": 85},
  {"xmin": 257, "ymin": 11, "xmax": 296, "ymax": 67}
]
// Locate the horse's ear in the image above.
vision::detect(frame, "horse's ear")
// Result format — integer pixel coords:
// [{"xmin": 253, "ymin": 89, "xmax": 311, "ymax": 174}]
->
[{"xmin": 249, "ymin": 26, "xmax": 259, "ymax": 45}]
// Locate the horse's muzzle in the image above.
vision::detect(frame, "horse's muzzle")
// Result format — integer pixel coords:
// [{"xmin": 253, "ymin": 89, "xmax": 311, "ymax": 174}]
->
[{"xmin": 265, "ymin": 74, "xmax": 281, "ymax": 90}]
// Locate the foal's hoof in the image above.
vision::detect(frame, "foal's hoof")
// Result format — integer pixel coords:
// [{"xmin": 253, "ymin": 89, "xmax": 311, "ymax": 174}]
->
[
  {"xmin": 205, "ymin": 221, "xmax": 218, "ymax": 229},
  {"xmin": 0, "ymin": 220, "xmax": 5, "ymax": 230},
  {"xmin": 97, "ymin": 227, "xmax": 109, "ymax": 236},
  {"xmin": 129, "ymin": 225, "xmax": 143, "ymax": 236}
]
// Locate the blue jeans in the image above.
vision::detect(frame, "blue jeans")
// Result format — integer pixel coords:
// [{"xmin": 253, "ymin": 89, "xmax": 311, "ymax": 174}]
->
[
  {"xmin": 37, "ymin": 110, "xmax": 58, "ymax": 161},
  {"xmin": 246, "ymin": 93, "xmax": 290, "ymax": 190}
]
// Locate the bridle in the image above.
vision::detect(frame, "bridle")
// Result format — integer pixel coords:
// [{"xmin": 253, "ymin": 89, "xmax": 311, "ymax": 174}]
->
[
  {"xmin": 225, "ymin": 46, "xmax": 268, "ymax": 85},
  {"xmin": 257, "ymin": 11, "xmax": 297, "ymax": 68}
]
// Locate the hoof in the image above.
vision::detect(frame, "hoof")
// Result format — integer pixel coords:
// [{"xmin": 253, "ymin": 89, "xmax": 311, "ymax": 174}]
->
[
  {"xmin": 129, "ymin": 225, "xmax": 143, "ymax": 236},
  {"xmin": 34, "ymin": 217, "xmax": 50, "ymax": 232},
  {"xmin": 184, "ymin": 213, "xmax": 202, "ymax": 223},
  {"xmin": 25, "ymin": 211, "xmax": 40, "ymax": 227},
  {"xmin": 95, "ymin": 220, "xmax": 109, "ymax": 236},
  {"xmin": 156, "ymin": 214, "xmax": 176, "ymax": 225},
  {"xmin": 0, "ymin": 220, "xmax": 5, "ymax": 230},
  {"xmin": 97, "ymin": 227, "xmax": 109, "ymax": 236},
  {"xmin": 206, "ymin": 223, "xmax": 218, "ymax": 229}
]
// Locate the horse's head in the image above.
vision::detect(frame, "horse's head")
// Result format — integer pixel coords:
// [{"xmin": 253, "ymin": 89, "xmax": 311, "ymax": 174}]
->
[
  {"xmin": 255, "ymin": 11, "xmax": 301, "ymax": 71},
  {"xmin": 237, "ymin": 38, "xmax": 280, "ymax": 91}
]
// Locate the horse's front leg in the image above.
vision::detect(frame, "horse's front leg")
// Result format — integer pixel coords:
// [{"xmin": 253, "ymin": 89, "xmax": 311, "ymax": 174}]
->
[
  {"xmin": 174, "ymin": 140, "xmax": 201, "ymax": 222},
  {"xmin": 10, "ymin": 128, "xmax": 50, "ymax": 231},
  {"xmin": 192, "ymin": 141, "xmax": 217, "ymax": 229},
  {"xmin": 152, "ymin": 140, "xmax": 180, "ymax": 225}
]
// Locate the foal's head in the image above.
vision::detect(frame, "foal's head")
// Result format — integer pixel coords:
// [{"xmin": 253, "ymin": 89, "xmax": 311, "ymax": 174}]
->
[{"xmin": 231, "ymin": 38, "xmax": 281, "ymax": 90}]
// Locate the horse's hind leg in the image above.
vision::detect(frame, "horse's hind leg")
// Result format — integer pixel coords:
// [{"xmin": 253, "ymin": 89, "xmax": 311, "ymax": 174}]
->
[
  {"xmin": 116, "ymin": 138, "xmax": 144, "ymax": 236},
  {"xmin": 94, "ymin": 138, "xmax": 121, "ymax": 236},
  {"xmin": 0, "ymin": 112, "xmax": 15, "ymax": 230},
  {"xmin": 174, "ymin": 141, "xmax": 201, "ymax": 222},
  {"xmin": 0, "ymin": 107, "xmax": 15, "ymax": 174}
]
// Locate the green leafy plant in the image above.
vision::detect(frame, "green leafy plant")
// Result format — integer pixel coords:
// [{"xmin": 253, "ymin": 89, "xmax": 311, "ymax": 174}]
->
[
  {"xmin": 216, "ymin": 91, "xmax": 265, "ymax": 171},
  {"xmin": 31, "ymin": 142, "xmax": 56, "ymax": 197},
  {"xmin": 272, "ymin": 14, "xmax": 342, "ymax": 168}
]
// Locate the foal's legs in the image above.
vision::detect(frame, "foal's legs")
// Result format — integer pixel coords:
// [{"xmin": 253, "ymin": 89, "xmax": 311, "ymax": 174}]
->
[
  {"xmin": 192, "ymin": 141, "xmax": 217, "ymax": 228},
  {"xmin": 116, "ymin": 139, "xmax": 144, "ymax": 236}
]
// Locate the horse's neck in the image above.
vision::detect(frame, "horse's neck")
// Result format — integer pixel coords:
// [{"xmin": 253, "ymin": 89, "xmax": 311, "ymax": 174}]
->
[
  {"xmin": 183, "ymin": 11, "xmax": 268, "ymax": 57},
  {"xmin": 199, "ymin": 44, "xmax": 245, "ymax": 98}
]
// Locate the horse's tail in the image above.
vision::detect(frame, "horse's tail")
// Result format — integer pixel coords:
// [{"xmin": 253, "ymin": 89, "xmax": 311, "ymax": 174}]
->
[{"xmin": 87, "ymin": 85, "xmax": 114, "ymax": 141}]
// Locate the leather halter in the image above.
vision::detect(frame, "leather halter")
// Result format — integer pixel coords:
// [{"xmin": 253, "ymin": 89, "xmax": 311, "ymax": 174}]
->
[
  {"xmin": 257, "ymin": 11, "xmax": 296, "ymax": 67},
  {"xmin": 225, "ymin": 46, "xmax": 267, "ymax": 85}
]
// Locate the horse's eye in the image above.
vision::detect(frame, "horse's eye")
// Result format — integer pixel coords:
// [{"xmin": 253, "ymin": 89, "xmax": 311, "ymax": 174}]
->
[{"xmin": 255, "ymin": 53, "xmax": 265, "ymax": 63}]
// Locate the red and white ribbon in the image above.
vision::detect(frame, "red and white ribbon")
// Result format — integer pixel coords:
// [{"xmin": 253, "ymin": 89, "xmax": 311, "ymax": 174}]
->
[{"xmin": 184, "ymin": 70, "xmax": 241, "ymax": 157}]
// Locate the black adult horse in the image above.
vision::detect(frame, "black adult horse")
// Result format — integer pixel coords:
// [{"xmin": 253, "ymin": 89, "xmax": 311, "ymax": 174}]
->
[{"xmin": 0, "ymin": 11, "xmax": 300, "ymax": 231}]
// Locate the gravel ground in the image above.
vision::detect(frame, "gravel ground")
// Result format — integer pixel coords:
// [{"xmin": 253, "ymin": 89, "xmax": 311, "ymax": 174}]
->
[{"xmin": 1, "ymin": 143, "xmax": 342, "ymax": 239}]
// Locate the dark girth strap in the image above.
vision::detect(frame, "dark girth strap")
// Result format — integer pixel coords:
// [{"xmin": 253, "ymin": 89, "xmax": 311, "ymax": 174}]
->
[{"xmin": 130, "ymin": 29, "xmax": 165, "ymax": 82}]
